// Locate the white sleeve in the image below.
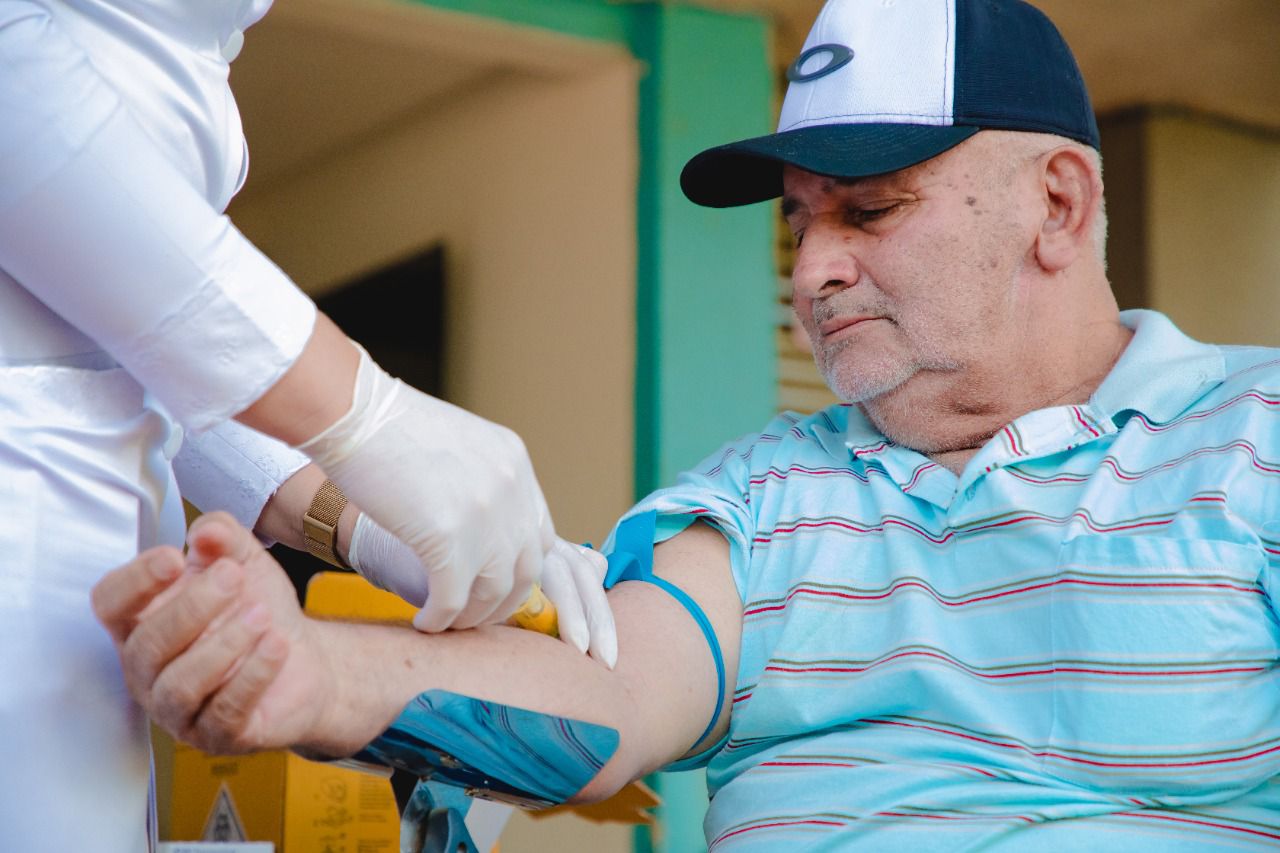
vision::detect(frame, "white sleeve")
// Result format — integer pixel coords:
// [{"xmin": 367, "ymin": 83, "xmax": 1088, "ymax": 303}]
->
[
  {"xmin": 172, "ymin": 420, "xmax": 311, "ymax": 538},
  {"xmin": 0, "ymin": 5, "xmax": 316, "ymax": 431}
]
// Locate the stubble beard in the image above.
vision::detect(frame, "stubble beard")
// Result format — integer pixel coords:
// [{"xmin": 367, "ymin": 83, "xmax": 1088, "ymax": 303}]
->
[
  {"xmin": 818, "ymin": 334, "xmax": 921, "ymax": 403},
  {"xmin": 816, "ymin": 317, "xmax": 965, "ymax": 405}
]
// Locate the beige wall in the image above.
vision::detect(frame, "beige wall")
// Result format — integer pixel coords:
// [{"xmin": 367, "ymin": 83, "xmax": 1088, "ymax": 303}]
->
[
  {"xmin": 1145, "ymin": 114, "xmax": 1280, "ymax": 345},
  {"xmin": 231, "ymin": 63, "xmax": 639, "ymax": 548},
  {"xmin": 231, "ymin": 56, "xmax": 640, "ymax": 853}
]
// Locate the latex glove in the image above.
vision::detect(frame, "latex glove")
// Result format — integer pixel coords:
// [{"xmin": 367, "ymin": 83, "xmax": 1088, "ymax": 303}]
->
[
  {"xmin": 349, "ymin": 515, "xmax": 618, "ymax": 669},
  {"xmin": 346, "ymin": 512, "xmax": 429, "ymax": 607},
  {"xmin": 538, "ymin": 538, "xmax": 617, "ymax": 668},
  {"xmin": 299, "ymin": 346, "xmax": 552, "ymax": 631}
]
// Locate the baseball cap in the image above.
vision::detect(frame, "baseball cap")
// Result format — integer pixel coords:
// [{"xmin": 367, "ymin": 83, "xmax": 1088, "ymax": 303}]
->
[{"xmin": 681, "ymin": 0, "xmax": 1099, "ymax": 208}]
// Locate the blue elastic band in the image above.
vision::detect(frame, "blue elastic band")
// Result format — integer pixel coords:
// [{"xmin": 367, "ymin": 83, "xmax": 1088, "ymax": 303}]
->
[{"xmin": 604, "ymin": 510, "xmax": 726, "ymax": 751}]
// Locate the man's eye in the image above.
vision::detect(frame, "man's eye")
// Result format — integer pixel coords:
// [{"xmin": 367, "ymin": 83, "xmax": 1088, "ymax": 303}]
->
[
  {"xmin": 793, "ymin": 230, "xmax": 805, "ymax": 248},
  {"xmin": 853, "ymin": 205, "xmax": 896, "ymax": 222}
]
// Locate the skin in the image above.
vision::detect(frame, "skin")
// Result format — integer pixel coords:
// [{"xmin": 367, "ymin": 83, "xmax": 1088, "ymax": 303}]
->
[
  {"xmin": 254, "ymin": 462, "xmax": 359, "ymax": 563},
  {"xmin": 93, "ymin": 512, "xmax": 742, "ymax": 804},
  {"xmin": 784, "ymin": 131, "xmax": 1131, "ymax": 473},
  {"xmin": 96, "ymin": 130, "xmax": 1138, "ymax": 804},
  {"xmin": 236, "ymin": 312, "xmax": 360, "ymax": 445}
]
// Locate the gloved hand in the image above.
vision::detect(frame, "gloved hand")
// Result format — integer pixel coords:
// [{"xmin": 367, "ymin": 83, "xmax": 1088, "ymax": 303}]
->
[
  {"xmin": 348, "ymin": 514, "xmax": 618, "ymax": 668},
  {"xmin": 298, "ymin": 346, "xmax": 552, "ymax": 632}
]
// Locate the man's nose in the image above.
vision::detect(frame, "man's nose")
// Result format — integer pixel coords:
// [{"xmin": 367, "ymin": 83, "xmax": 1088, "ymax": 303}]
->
[{"xmin": 791, "ymin": 220, "xmax": 861, "ymax": 300}]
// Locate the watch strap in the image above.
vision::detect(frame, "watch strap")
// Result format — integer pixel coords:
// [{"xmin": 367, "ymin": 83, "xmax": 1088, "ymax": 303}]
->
[{"xmin": 303, "ymin": 479, "xmax": 351, "ymax": 569}]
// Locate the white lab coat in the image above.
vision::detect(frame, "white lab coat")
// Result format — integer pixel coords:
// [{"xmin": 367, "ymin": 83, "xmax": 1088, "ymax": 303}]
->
[{"xmin": 0, "ymin": 2, "xmax": 319, "ymax": 848}]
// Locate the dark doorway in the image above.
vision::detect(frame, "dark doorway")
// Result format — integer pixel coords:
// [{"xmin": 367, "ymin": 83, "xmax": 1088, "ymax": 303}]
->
[{"xmin": 271, "ymin": 244, "xmax": 446, "ymax": 599}]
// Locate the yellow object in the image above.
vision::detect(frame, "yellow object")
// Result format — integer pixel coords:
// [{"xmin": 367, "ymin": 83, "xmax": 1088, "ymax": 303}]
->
[
  {"xmin": 531, "ymin": 779, "xmax": 661, "ymax": 826},
  {"xmin": 303, "ymin": 570, "xmax": 418, "ymax": 622},
  {"xmin": 168, "ymin": 744, "xmax": 399, "ymax": 850},
  {"xmin": 165, "ymin": 573, "xmax": 412, "ymax": 850},
  {"xmin": 507, "ymin": 584, "xmax": 559, "ymax": 637}
]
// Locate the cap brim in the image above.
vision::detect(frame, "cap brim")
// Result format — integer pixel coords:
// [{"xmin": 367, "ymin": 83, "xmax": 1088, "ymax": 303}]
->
[{"xmin": 681, "ymin": 124, "xmax": 981, "ymax": 208}]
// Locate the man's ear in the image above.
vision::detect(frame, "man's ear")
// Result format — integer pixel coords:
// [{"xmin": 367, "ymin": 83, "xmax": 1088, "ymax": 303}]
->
[{"xmin": 1035, "ymin": 146, "xmax": 1102, "ymax": 272}]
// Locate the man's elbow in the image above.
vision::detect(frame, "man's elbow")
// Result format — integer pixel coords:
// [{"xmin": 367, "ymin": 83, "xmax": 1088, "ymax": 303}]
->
[{"xmin": 567, "ymin": 752, "xmax": 645, "ymax": 805}]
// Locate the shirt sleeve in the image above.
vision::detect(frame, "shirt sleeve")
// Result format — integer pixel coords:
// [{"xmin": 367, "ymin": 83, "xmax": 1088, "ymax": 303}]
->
[
  {"xmin": 172, "ymin": 419, "xmax": 310, "ymax": 541},
  {"xmin": 0, "ymin": 5, "xmax": 315, "ymax": 431},
  {"xmin": 603, "ymin": 433, "xmax": 761, "ymax": 602}
]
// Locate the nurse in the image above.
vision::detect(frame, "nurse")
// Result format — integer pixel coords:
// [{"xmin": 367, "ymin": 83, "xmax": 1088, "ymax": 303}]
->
[{"xmin": 0, "ymin": 1, "xmax": 612, "ymax": 849}]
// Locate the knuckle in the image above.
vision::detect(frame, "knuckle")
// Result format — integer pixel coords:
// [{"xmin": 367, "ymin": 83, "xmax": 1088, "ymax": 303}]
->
[
  {"xmin": 476, "ymin": 571, "xmax": 509, "ymax": 596},
  {"xmin": 199, "ymin": 697, "xmax": 244, "ymax": 750},
  {"xmin": 153, "ymin": 681, "xmax": 199, "ymax": 727},
  {"xmin": 514, "ymin": 561, "xmax": 538, "ymax": 587},
  {"xmin": 428, "ymin": 592, "xmax": 466, "ymax": 622},
  {"xmin": 122, "ymin": 633, "xmax": 162, "ymax": 687}
]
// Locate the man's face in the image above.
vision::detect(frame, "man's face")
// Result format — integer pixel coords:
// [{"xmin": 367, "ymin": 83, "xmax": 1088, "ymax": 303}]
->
[{"xmin": 782, "ymin": 135, "xmax": 1037, "ymax": 406}]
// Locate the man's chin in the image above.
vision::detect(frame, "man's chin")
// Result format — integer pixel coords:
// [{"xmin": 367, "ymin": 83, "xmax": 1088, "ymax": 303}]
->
[{"xmin": 822, "ymin": 364, "xmax": 917, "ymax": 404}]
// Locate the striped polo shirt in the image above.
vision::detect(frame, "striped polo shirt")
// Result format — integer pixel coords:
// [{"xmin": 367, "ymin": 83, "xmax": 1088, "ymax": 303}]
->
[{"xmin": 613, "ymin": 310, "xmax": 1280, "ymax": 850}]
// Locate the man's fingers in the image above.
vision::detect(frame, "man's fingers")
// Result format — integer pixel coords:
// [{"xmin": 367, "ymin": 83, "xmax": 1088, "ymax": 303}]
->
[
  {"xmin": 149, "ymin": 601, "xmax": 270, "ymax": 735},
  {"xmin": 92, "ymin": 546, "xmax": 184, "ymax": 645},
  {"xmin": 120, "ymin": 556, "xmax": 244, "ymax": 693},
  {"xmin": 193, "ymin": 629, "xmax": 290, "ymax": 753},
  {"xmin": 186, "ymin": 511, "xmax": 268, "ymax": 572}
]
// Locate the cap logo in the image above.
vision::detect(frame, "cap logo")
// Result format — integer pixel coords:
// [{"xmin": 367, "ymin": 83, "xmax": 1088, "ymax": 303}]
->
[{"xmin": 786, "ymin": 43, "xmax": 854, "ymax": 83}]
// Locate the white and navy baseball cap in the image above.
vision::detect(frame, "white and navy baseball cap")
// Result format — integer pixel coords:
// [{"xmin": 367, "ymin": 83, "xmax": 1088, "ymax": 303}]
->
[{"xmin": 681, "ymin": 0, "xmax": 1100, "ymax": 208}]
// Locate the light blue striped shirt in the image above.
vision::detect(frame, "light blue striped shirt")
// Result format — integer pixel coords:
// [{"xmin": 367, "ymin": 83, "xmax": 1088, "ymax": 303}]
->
[{"xmin": 613, "ymin": 311, "xmax": 1280, "ymax": 850}]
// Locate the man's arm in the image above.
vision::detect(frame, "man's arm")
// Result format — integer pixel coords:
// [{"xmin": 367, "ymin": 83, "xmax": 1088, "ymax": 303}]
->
[{"xmin": 93, "ymin": 512, "xmax": 740, "ymax": 803}]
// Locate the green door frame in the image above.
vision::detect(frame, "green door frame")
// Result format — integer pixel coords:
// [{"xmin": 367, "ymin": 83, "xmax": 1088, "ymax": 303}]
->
[{"xmin": 409, "ymin": 2, "xmax": 777, "ymax": 850}]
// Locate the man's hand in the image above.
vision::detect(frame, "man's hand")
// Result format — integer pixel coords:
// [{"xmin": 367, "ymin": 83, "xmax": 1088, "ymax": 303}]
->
[
  {"xmin": 297, "ymin": 346, "xmax": 555, "ymax": 633},
  {"xmin": 92, "ymin": 513, "xmax": 328, "ymax": 755}
]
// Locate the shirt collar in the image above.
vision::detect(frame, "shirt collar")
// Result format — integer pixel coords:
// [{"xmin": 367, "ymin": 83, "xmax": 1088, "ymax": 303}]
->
[
  {"xmin": 1090, "ymin": 309, "xmax": 1224, "ymax": 425},
  {"xmin": 841, "ymin": 402, "xmax": 890, "ymax": 453},
  {"xmin": 841, "ymin": 309, "xmax": 1225, "ymax": 448}
]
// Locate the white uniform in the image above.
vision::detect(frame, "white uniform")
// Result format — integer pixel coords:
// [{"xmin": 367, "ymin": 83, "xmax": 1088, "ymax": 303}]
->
[{"xmin": 0, "ymin": 1, "xmax": 316, "ymax": 848}]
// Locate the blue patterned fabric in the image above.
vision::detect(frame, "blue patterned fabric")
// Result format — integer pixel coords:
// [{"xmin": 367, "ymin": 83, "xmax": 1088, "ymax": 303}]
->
[{"xmin": 355, "ymin": 689, "xmax": 619, "ymax": 809}]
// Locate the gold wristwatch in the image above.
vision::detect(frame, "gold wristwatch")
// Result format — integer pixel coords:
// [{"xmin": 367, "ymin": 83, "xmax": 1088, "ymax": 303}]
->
[{"xmin": 303, "ymin": 479, "xmax": 351, "ymax": 569}]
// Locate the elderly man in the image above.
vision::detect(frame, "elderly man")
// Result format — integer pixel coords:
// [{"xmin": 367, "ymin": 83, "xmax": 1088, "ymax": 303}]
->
[{"xmin": 96, "ymin": 0, "xmax": 1279, "ymax": 849}]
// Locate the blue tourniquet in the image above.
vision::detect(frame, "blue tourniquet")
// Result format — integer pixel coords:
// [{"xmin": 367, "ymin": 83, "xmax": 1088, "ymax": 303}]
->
[{"xmin": 604, "ymin": 510, "xmax": 726, "ymax": 750}]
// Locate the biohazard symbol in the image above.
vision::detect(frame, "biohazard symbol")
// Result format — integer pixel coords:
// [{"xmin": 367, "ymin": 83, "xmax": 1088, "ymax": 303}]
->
[{"xmin": 201, "ymin": 782, "xmax": 248, "ymax": 842}]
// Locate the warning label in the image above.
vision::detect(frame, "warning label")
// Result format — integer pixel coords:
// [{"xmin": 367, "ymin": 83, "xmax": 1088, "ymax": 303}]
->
[{"xmin": 201, "ymin": 783, "xmax": 248, "ymax": 842}]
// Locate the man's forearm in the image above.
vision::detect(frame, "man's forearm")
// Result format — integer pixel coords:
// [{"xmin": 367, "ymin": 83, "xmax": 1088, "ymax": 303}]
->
[
  {"xmin": 299, "ymin": 579, "xmax": 699, "ymax": 803},
  {"xmin": 95, "ymin": 515, "xmax": 738, "ymax": 806},
  {"xmin": 300, "ymin": 621, "xmax": 627, "ymax": 801}
]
